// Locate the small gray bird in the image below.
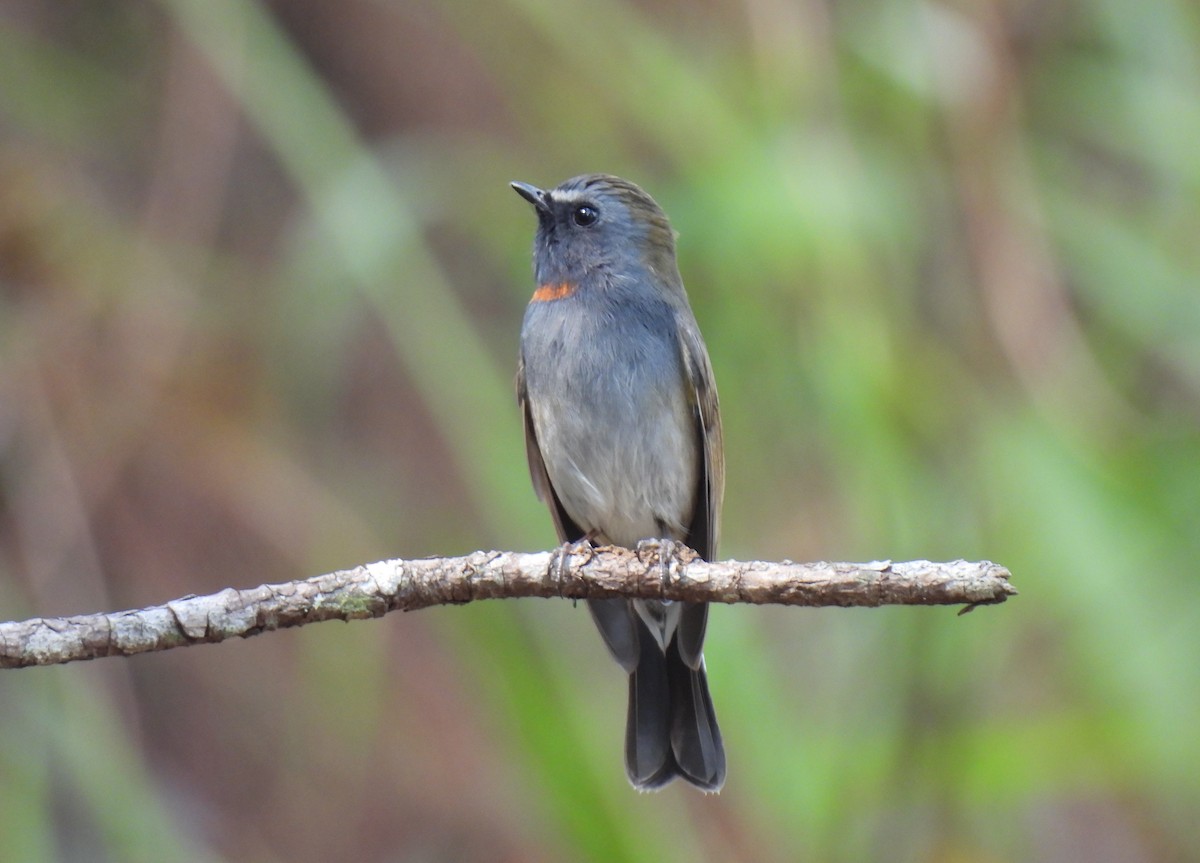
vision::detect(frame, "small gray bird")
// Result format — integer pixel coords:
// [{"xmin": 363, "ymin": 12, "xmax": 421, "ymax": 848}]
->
[{"xmin": 512, "ymin": 174, "xmax": 726, "ymax": 791}]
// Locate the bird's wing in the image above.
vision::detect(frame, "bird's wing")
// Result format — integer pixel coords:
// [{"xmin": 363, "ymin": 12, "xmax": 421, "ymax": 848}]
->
[
  {"xmin": 674, "ymin": 314, "xmax": 724, "ymax": 669},
  {"xmin": 676, "ymin": 314, "xmax": 724, "ymax": 562}
]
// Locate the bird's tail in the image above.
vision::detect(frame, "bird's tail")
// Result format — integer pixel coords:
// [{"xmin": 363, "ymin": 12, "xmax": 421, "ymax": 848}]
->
[{"xmin": 625, "ymin": 618, "xmax": 725, "ymax": 792}]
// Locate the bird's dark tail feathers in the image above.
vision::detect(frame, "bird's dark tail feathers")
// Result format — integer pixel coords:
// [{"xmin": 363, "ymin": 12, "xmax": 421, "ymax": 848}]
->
[{"xmin": 624, "ymin": 617, "xmax": 725, "ymax": 792}]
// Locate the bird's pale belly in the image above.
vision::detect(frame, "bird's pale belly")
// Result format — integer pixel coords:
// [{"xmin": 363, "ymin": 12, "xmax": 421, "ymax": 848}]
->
[{"xmin": 530, "ymin": 384, "xmax": 698, "ymax": 548}]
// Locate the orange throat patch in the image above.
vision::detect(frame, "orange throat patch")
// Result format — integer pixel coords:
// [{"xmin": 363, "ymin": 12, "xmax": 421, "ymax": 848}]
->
[{"xmin": 530, "ymin": 282, "xmax": 576, "ymax": 302}]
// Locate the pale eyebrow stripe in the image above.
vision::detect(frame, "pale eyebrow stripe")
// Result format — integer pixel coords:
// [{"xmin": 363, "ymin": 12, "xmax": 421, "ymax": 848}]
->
[{"xmin": 547, "ymin": 188, "xmax": 586, "ymax": 204}]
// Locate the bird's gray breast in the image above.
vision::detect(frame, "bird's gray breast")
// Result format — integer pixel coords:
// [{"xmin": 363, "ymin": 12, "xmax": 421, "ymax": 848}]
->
[{"xmin": 521, "ymin": 294, "xmax": 698, "ymax": 548}]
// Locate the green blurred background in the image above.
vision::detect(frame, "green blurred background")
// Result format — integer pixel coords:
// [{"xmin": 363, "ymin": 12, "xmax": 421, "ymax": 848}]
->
[{"xmin": 1, "ymin": 0, "xmax": 1198, "ymax": 860}]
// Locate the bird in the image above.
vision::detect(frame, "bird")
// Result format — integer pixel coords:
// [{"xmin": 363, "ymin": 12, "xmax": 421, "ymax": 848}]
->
[{"xmin": 512, "ymin": 173, "xmax": 726, "ymax": 791}]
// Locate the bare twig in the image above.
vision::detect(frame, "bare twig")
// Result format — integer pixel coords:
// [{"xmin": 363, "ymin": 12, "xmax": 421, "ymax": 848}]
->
[{"xmin": 0, "ymin": 548, "xmax": 1015, "ymax": 669}]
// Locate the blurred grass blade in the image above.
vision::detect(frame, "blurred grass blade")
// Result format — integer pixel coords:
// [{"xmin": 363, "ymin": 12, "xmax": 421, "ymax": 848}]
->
[{"xmin": 161, "ymin": 0, "xmax": 529, "ymax": 537}]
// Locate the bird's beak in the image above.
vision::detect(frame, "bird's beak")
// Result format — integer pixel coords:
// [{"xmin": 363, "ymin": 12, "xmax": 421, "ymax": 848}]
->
[{"xmin": 510, "ymin": 181, "xmax": 550, "ymax": 213}]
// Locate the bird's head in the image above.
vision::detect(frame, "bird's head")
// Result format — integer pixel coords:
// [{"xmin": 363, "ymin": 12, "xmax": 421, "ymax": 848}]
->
[{"xmin": 511, "ymin": 174, "xmax": 680, "ymax": 291}]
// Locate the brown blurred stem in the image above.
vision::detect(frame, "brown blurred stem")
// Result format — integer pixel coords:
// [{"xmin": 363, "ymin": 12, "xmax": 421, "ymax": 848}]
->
[{"xmin": 0, "ymin": 547, "xmax": 1015, "ymax": 669}]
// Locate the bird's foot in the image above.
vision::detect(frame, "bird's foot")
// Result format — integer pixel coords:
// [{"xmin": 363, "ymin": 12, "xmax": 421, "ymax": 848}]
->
[
  {"xmin": 552, "ymin": 534, "xmax": 598, "ymax": 599},
  {"xmin": 635, "ymin": 538, "xmax": 693, "ymax": 595}
]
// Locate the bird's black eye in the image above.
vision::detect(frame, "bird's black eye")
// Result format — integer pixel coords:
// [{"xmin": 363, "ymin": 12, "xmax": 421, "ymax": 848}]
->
[{"xmin": 572, "ymin": 205, "xmax": 599, "ymax": 227}]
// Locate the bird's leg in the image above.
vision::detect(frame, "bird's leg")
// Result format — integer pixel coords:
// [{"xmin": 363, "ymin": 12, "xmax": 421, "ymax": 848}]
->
[
  {"xmin": 553, "ymin": 531, "xmax": 598, "ymax": 601},
  {"xmin": 635, "ymin": 536, "xmax": 683, "ymax": 596}
]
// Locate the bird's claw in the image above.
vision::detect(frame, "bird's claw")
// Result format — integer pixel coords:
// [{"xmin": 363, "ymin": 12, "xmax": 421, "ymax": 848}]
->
[
  {"xmin": 553, "ymin": 535, "xmax": 597, "ymax": 600},
  {"xmin": 636, "ymin": 538, "xmax": 685, "ymax": 594}
]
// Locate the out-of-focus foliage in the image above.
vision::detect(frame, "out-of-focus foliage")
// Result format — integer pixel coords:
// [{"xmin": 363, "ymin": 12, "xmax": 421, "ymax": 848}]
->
[{"xmin": 1, "ymin": 0, "xmax": 1197, "ymax": 860}]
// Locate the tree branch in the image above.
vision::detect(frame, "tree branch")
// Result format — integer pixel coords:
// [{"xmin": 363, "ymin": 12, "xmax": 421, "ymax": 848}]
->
[{"xmin": 0, "ymin": 547, "xmax": 1015, "ymax": 669}]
